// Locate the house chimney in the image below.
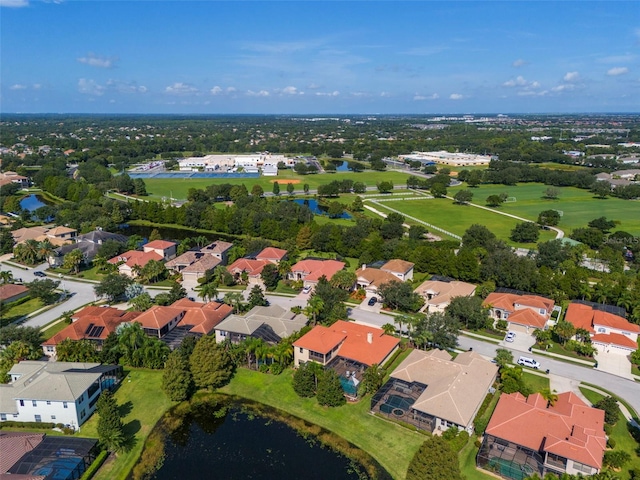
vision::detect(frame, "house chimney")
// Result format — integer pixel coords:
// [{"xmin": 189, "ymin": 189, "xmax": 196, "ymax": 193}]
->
[
  {"xmin": 362, "ymin": 264, "xmax": 366, "ymax": 270},
  {"xmin": 367, "ymin": 332, "xmax": 373, "ymax": 344}
]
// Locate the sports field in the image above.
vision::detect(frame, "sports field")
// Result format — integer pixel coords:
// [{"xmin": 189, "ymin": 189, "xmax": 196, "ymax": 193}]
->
[
  {"xmin": 448, "ymin": 183, "xmax": 640, "ymax": 235},
  {"xmin": 143, "ymin": 170, "xmax": 413, "ymax": 201},
  {"xmin": 371, "ymin": 197, "xmax": 557, "ymax": 247}
]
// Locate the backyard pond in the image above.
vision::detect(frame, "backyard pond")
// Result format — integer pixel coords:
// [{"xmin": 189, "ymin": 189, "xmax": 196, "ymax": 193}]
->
[
  {"xmin": 19, "ymin": 194, "xmax": 48, "ymax": 211},
  {"xmin": 293, "ymin": 198, "xmax": 352, "ymax": 219},
  {"xmin": 142, "ymin": 397, "xmax": 384, "ymax": 480}
]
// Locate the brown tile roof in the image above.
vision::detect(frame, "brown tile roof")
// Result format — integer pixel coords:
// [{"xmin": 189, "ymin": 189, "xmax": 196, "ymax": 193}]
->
[
  {"xmin": 165, "ymin": 251, "xmax": 202, "ymax": 268},
  {"xmin": 256, "ymin": 247, "xmax": 288, "ymax": 262},
  {"xmin": 486, "ymin": 392, "xmax": 606, "ymax": 469},
  {"xmin": 201, "ymin": 240, "xmax": 233, "ymax": 255},
  {"xmin": 0, "ymin": 284, "xmax": 29, "ymax": 302},
  {"xmin": 381, "ymin": 259, "xmax": 414, "ymax": 274},
  {"xmin": 71, "ymin": 306, "xmax": 132, "ymax": 322},
  {"xmin": 484, "ymin": 292, "xmax": 554, "ymax": 328},
  {"xmin": 46, "ymin": 226, "xmax": 76, "ymax": 237},
  {"xmin": 414, "ymin": 280, "xmax": 476, "ymax": 305},
  {"xmin": 108, "ymin": 250, "xmax": 164, "ymax": 268},
  {"xmin": 0, "ymin": 431, "xmax": 44, "ymax": 474},
  {"xmin": 227, "ymin": 258, "xmax": 270, "ymax": 277},
  {"xmin": 43, "ymin": 310, "xmax": 140, "ymax": 346},
  {"xmin": 290, "ymin": 259, "xmax": 345, "ymax": 282},
  {"xmin": 182, "ymin": 255, "xmax": 221, "ymax": 274},
  {"xmin": 294, "ymin": 320, "xmax": 399, "ymax": 366},
  {"xmin": 355, "ymin": 267, "xmax": 397, "ymax": 288},
  {"xmin": 176, "ymin": 301, "xmax": 233, "ymax": 335},
  {"xmin": 11, "ymin": 226, "xmax": 48, "ymax": 243},
  {"xmin": 565, "ymin": 303, "xmax": 640, "ymax": 345},
  {"xmin": 134, "ymin": 305, "xmax": 184, "ymax": 330},
  {"xmin": 143, "ymin": 240, "xmax": 177, "ymax": 250}
]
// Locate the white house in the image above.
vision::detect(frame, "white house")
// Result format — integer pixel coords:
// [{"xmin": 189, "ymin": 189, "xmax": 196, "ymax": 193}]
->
[{"xmin": 0, "ymin": 361, "xmax": 121, "ymax": 429}]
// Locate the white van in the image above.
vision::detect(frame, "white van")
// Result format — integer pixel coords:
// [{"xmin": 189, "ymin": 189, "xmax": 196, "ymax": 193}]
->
[{"xmin": 517, "ymin": 356, "xmax": 540, "ymax": 369}]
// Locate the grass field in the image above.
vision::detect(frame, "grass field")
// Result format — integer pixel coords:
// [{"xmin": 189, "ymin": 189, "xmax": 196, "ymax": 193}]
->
[
  {"xmin": 1, "ymin": 297, "xmax": 44, "ymax": 327},
  {"xmin": 40, "ymin": 319, "xmax": 69, "ymax": 339},
  {"xmin": 448, "ymin": 183, "xmax": 640, "ymax": 235},
  {"xmin": 143, "ymin": 170, "xmax": 413, "ymax": 201},
  {"xmin": 579, "ymin": 387, "xmax": 640, "ymax": 480},
  {"xmin": 220, "ymin": 366, "xmax": 424, "ymax": 480},
  {"xmin": 371, "ymin": 197, "xmax": 557, "ymax": 246},
  {"xmin": 80, "ymin": 369, "xmax": 174, "ymax": 480},
  {"xmin": 522, "ymin": 371, "xmax": 550, "ymax": 392}
]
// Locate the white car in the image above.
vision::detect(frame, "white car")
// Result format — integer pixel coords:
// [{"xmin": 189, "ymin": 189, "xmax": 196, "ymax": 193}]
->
[
  {"xmin": 505, "ymin": 332, "xmax": 516, "ymax": 342},
  {"xmin": 302, "ymin": 286, "xmax": 311, "ymax": 294},
  {"xmin": 517, "ymin": 356, "xmax": 540, "ymax": 369}
]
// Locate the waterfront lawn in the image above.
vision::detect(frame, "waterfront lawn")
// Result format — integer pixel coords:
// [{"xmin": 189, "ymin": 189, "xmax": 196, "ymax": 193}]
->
[
  {"xmin": 373, "ymin": 197, "xmax": 557, "ymax": 246},
  {"xmin": 220, "ymin": 367, "xmax": 424, "ymax": 480},
  {"xmin": 1, "ymin": 297, "xmax": 44, "ymax": 327},
  {"xmin": 579, "ymin": 387, "xmax": 640, "ymax": 480},
  {"xmin": 448, "ymin": 183, "xmax": 640, "ymax": 236},
  {"xmin": 80, "ymin": 368, "xmax": 174, "ymax": 480},
  {"xmin": 143, "ymin": 170, "xmax": 413, "ymax": 201}
]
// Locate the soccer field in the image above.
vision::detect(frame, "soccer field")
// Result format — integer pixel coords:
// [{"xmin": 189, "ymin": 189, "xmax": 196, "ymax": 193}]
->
[{"xmin": 448, "ymin": 183, "xmax": 640, "ymax": 236}]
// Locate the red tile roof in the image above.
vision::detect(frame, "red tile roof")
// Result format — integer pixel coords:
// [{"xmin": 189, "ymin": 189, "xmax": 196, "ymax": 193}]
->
[
  {"xmin": 593, "ymin": 310, "xmax": 640, "ymax": 333},
  {"xmin": 294, "ymin": 320, "xmax": 399, "ymax": 366},
  {"xmin": 0, "ymin": 431, "xmax": 44, "ymax": 474},
  {"xmin": 178, "ymin": 301, "xmax": 233, "ymax": 335},
  {"xmin": 381, "ymin": 259, "xmax": 414, "ymax": 274},
  {"xmin": 507, "ymin": 308, "xmax": 548, "ymax": 329},
  {"xmin": 227, "ymin": 258, "xmax": 270, "ymax": 277},
  {"xmin": 290, "ymin": 259, "xmax": 345, "ymax": 282},
  {"xmin": 0, "ymin": 284, "xmax": 29, "ymax": 302},
  {"xmin": 592, "ymin": 332, "xmax": 638, "ymax": 349},
  {"xmin": 486, "ymin": 392, "xmax": 606, "ymax": 469},
  {"xmin": 43, "ymin": 310, "xmax": 140, "ymax": 346},
  {"xmin": 143, "ymin": 240, "xmax": 177, "ymax": 250},
  {"xmin": 484, "ymin": 292, "xmax": 554, "ymax": 314},
  {"xmin": 134, "ymin": 306, "xmax": 184, "ymax": 330},
  {"xmin": 108, "ymin": 250, "xmax": 164, "ymax": 268},
  {"xmin": 256, "ymin": 247, "xmax": 288, "ymax": 262},
  {"xmin": 564, "ymin": 303, "xmax": 596, "ymax": 333}
]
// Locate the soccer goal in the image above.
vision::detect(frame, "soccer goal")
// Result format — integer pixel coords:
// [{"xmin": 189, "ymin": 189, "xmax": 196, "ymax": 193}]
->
[{"xmin": 505, "ymin": 196, "xmax": 517, "ymax": 203}]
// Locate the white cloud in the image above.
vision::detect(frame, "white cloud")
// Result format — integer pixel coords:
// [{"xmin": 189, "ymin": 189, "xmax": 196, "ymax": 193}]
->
[
  {"xmin": 32, "ymin": 83, "xmax": 42, "ymax": 90},
  {"xmin": 503, "ymin": 76, "xmax": 528, "ymax": 87},
  {"xmin": 210, "ymin": 86, "xmax": 223, "ymax": 95},
  {"xmin": 77, "ymin": 53, "xmax": 117, "ymax": 69},
  {"xmin": 226, "ymin": 87, "xmax": 237, "ymax": 94},
  {"xmin": 315, "ymin": 91, "xmax": 340, "ymax": 97},
  {"xmin": 449, "ymin": 93, "xmax": 463, "ymax": 100},
  {"xmin": 246, "ymin": 90, "xmax": 270, "ymax": 97},
  {"xmin": 106, "ymin": 79, "xmax": 147, "ymax": 94},
  {"xmin": 9, "ymin": 84, "xmax": 27, "ymax": 90},
  {"xmin": 281, "ymin": 86, "xmax": 302, "ymax": 95},
  {"xmin": 512, "ymin": 59, "xmax": 527, "ymax": 67},
  {"xmin": 564, "ymin": 71, "xmax": 580, "ymax": 82},
  {"xmin": 164, "ymin": 82, "xmax": 198, "ymax": 95},
  {"xmin": 517, "ymin": 90, "xmax": 549, "ymax": 97},
  {"xmin": 552, "ymin": 84, "xmax": 575, "ymax": 92},
  {"xmin": 414, "ymin": 93, "xmax": 439, "ymax": 101},
  {"xmin": 607, "ymin": 67, "xmax": 629, "ymax": 76},
  {"xmin": 0, "ymin": 0, "xmax": 29, "ymax": 7},
  {"xmin": 307, "ymin": 83, "xmax": 322, "ymax": 90},
  {"xmin": 77, "ymin": 78, "xmax": 105, "ymax": 96}
]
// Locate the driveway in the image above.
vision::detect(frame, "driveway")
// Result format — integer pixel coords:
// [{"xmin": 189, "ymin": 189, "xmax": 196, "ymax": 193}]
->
[
  {"xmin": 499, "ymin": 330, "xmax": 536, "ymax": 354},
  {"xmin": 595, "ymin": 348, "xmax": 633, "ymax": 379}
]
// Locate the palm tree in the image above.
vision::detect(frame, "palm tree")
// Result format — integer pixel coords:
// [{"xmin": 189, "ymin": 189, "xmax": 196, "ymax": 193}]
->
[
  {"xmin": 243, "ymin": 337, "xmax": 262, "ymax": 368},
  {"xmin": 36, "ymin": 240, "xmax": 54, "ymax": 263},
  {"xmin": 20, "ymin": 239, "xmax": 39, "ymax": 265},
  {"xmin": 63, "ymin": 248, "xmax": 84, "ymax": 274},
  {"xmin": 224, "ymin": 292, "xmax": 244, "ymax": 312},
  {"xmin": 193, "ymin": 236, "xmax": 208, "ymax": 248},
  {"xmin": 303, "ymin": 296, "xmax": 324, "ymax": 325},
  {"xmin": 394, "ymin": 314, "xmax": 413, "ymax": 337},
  {"xmin": 200, "ymin": 281, "xmax": 219, "ymax": 303},
  {"xmin": 381, "ymin": 323, "xmax": 396, "ymax": 336},
  {"xmin": 540, "ymin": 388, "xmax": 559, "ymax": 408},
  {"xmin": 0, "ymin": 270, "xmax": 14, "ymax": 284},
  {"xmin": 117, "ymin": 322, "xmax": 147, "ymax": 364}
]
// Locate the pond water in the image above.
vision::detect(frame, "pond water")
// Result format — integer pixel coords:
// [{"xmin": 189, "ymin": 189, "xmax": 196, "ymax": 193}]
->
[
  {"xmin": 152, "ymin": 406, "xmax": 364, "ymax": 480},
  {"xmin": 336, "ymin": 161, "xmax": 349, "ymax": 171},
  {"xmin": 293, "ymin": 199, "xmax": 352, "ymax": 219},
  {"xmin": 19, "ymin": 194, "xmax": 48, "ymax": 212}
]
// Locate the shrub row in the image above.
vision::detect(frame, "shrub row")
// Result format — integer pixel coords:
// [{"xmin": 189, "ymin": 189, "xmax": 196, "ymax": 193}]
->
[
  {"xmin": 80, "ymin": 450, "xmax": 108, "ymax": 480},
  {"xmin": 0, "ymin": 421, "xmax": 55, "ymax": 429}
]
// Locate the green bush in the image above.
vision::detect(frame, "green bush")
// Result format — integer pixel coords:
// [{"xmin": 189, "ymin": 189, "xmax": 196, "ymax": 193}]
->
[
  {"xmin": 607, "ymin": 437, "xmax": 616, "ymax": 449},
  {"xmin": 79, "ymin": 450, "xmax": 108, "ymax": 480},
  {"xmin": 270, "ymin": 363, "xmax": 284, "ymax": 375},
  {"xmin": 603, "ymin": 450, "xmax": 631, "ymax": 469},
  {"xmin": 258, "ymin": 364, "xmax": 270, "ymax": 373},
  {"xmin": 0, "ymin": 421, "xmax": 55, "ymax": 429}
]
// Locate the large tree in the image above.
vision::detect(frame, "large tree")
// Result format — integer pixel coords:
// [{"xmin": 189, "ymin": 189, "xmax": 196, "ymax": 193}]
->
[
  {"xmin": 510, "ymin": 222, "xmax": 540, "ymax": 243},
  {"xmin": 316, "ymin": 369, "xmax": 346, "ymax": 407},
  {"xmin": 292, "ymin": 363, "xmax": 317, "ymax": 398},
  {"xmin": 62, "ymin": 248, "xmax": 84, "ymax": 274},
  {"xmin": 26, "ymin": 278, "xmax": 60, "ymax": 304},
  {"xmin": 377, "ymin": 280, "xmax": 424, "ymax": 312},
  {"xmin": 417, "ymin": 312, "xmax": 459, "ymax": 350},
  {"xmin": 247, "ymin": 285, "xmax": 269, "ymax": 309},
  {"xmin": 189, "ymin": 335, "xmax": 235, "ymax": 390},
  {"xmin": 537, "ymin": 209, "xmax": 561, "ymax": 227},
  {"xmin": 444, "ymin": 295, "xmax": 490, "ymax": 330},
  {"xmin": 95, "ymin": 274, "xmax": 133, "ymax": 302},
  {"xmin": 453, "ymin": 189, "xmax": 473, "ymax": 204},
  {"xmin": 406, "ymin": 436, "xmax": 462, "ymax": 480},
  {"xmin": 162, "ymin": 350, "xmax": 194, "ymax": 402},
  {"xmin": 260, "ymin": 263, "xmax": 280, "ymax": 290},
  {"xmin": 96, "ymin": 390, "xmax": 126, "ymax": 453},
  {"xmin": 56, "ymin": 339, "xmax": 99, "ymax": 362}
]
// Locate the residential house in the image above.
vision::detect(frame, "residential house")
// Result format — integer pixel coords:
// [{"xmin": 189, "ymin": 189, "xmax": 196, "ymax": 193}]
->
[
  {"xmin": 477, "ymin": 392, "xmax": 606, "ymax": 479},
  {"xmin": 288, "ymin": 259, "xmax": 345, "ymax": 287},
  {"xmin": 41, "ymin": 306, "xmax": 141, "ymax": 358},
  {"xmin": 354, "ymin": 264, "xmax": 401, "ymax": 294},
  {"xmin": 46, "ymin": 227, "xmax": 77, "ymax": 242},
  {"xmin": 0, "ymin": 171, "xmax": 30, "ymax": 188},
  {"xmin": 226, "ymin": 258, "xmax": 271, "ymax": 284},
  {"xmin": 133, "ymin": 305, "xmax": 185, "ymax": 338},
  {"xmin": 142, "ymin": 240, "xmax": 177, "ymax": 261},
  {"xmin": 0, "ymin": 361, "xmax": 122, "ymax": 428},
  {"xmin": 255, "ymin": 247, "xmax": 288, "ymax": 264},
  {"xmin": 293, "ymin": 321, "xmax": 399, "ymax": 397},
  {"xmin": 180, "ymin": 255, "xmax": 221, "ymax": 287},
  {"xmin": 214, "ymin": 305, "xmax": 307, "ymax": 345},
  {"xmin": 199, "ymin": 240, "xmax": 233, "ymax": 264},
  {"xmin": 414, "ymin": 279, "xmax": 477, "ymax": 313},
  {"xmin": 107, "ymin": 250, "xmax": 164, "ymax": 278},
  {"xmin": 165, "ymin": 251, "xmax": 203, "ymax": 273},
  {"xmin": 49, "ymin": 229, "xmax": 128, "ymax": 267},
  {"xmin": 565, "ymin": 302, "xmax": 639, "ymax": 354},
  {"xmin": 371, "ymin": 349, "xmax": 497, "ymax": 433},
  {"xmin": 0, "ymin": 284, "xmax": 29, "ymax": 304},
  {"xmin": 380, "ymin": 259, "xmax": 415, "ymax": 282},
  {"xmin": 11, "ymin": 226, "xmax": 77, "ymax": 247},
  {"xmin": 483, "ymin": 292, "xmax": 555, "ymax": 332}
]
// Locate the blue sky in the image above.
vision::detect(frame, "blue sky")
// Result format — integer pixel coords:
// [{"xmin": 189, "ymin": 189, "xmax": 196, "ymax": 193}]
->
[{"xmin": 1, "ymin": 1, "xmax": 638, "ymax": 114}]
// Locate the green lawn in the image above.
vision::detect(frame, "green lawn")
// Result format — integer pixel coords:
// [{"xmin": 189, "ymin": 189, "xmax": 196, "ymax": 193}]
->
[
  {"xmin": 371, "ymin": 197, "xmax": 557, "ymax": 246},
  {"xmin": 579, "ymin": 387, "xmax": 640, "ymax": 480},
  {"xmin": 80, "ymin": 369, "xmax": 174, "ymax": 480},
  {"xmin": 448, "ymin": 182, "xmax": 640, "ymax": 235},
  {"xmin": 40, "ymin": 319, "xmax": 70, "ymax": 339},
  {"xmin": 1, "ymin": 297, "xmax": 44, "ymax": 327},
  {"xmin": 220, "ymin": 367, "xmax": 424, "ymax": 480},
  {"xmin": 143, "ymin": 170, "xmax": 413, "ymax": 201},
  {"xmin": 522, "ymin": 371, "xmax": 550, "ymax": 393},
  {"xmin": 542, "ymin": 342, "xmax": 597, "ymax": 364}
]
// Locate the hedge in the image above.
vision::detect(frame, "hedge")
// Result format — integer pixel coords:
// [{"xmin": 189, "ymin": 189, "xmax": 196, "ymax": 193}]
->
[
  {"xmin": 0, "ymin": 421, "xmax": 55, "ymax": 429},
  {"xmin": 80, "ymin": 450, "xmax": 109, "ymax": 480}
]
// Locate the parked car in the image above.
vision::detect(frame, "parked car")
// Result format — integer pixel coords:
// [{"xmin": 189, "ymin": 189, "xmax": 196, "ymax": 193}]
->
[
  {"xmin": 517, "ymin": 356, "xmax": 540, "ymax": 369},
  {"xmin": 505, "ymin": 332, "xmax": 516, "ymax": 342},
  {"xmin": 367, "ymin": 297, "xmax": 378, "ymax": 306},
  {"xmin": 33, "ymin": 271, "xmax": 46, "ymax": 277},
  {"xmin": 302, "ymin": 286, "xmax": 311, "ymax": 294}
]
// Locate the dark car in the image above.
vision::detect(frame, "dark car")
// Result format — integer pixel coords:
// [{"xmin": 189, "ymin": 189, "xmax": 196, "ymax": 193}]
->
[
  {"xmin": 33, "ymin": 271, "xmax": 46, "ymax": 277},
  {"xmin": 367, "ymin": 297, "xmax": 377, "ymax": 306}
]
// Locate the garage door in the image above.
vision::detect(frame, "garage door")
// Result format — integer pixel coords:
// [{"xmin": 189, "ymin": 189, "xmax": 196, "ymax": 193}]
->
[{"xmin": 508, "ymin": 323, "xmax": 530, "ymax": 334}]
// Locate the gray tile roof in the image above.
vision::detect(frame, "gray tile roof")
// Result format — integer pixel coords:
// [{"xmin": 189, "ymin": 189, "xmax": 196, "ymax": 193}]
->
[{"xmin": 215, "ymin": 305, "xmax": 307, "ymax": 338}]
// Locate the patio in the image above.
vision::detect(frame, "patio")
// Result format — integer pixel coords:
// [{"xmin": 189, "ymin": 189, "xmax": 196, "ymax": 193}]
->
[{"xmin": 325, "ymin": 357, "xmax": 367, "ymax": 399}]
